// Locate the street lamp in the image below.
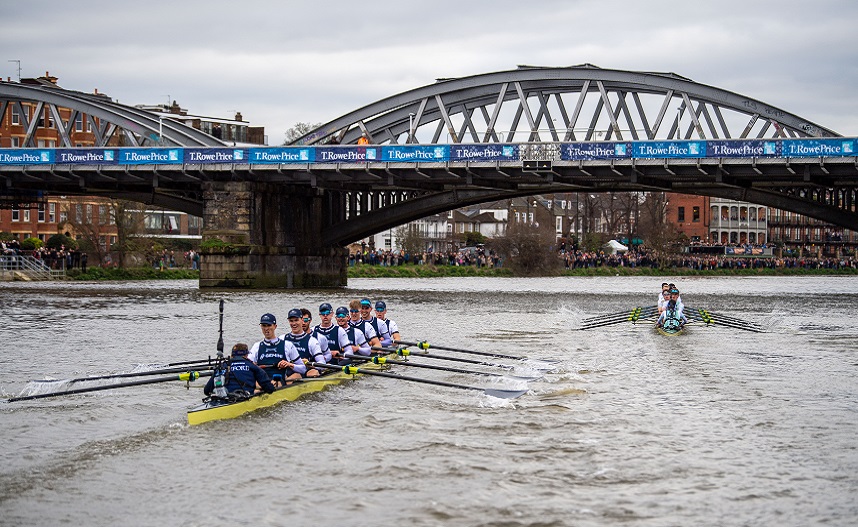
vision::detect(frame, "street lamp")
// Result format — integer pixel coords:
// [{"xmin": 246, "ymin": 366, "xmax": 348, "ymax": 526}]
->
[
  {"xmin": 408, "ymin": 113, "xmax": 415, "ymax": 144},
  {"xmin": 158, "ymin": 116, "xmax": 165, "ymax": 146}
]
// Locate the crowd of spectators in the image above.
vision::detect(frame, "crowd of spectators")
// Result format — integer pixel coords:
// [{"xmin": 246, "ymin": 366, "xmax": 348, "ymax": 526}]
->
[
  {"xmin": 349, "ymin": 247, "xmax": 503, "ymax": 268},
  {"xmin": 348, "ymin": 243, "xmax": 858, "ymax": 271}
]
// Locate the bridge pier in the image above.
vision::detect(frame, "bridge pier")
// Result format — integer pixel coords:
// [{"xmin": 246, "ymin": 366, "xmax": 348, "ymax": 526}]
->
[{"xmin": 199, "ymin": 181, "xmax": 347, "ymax": 288}]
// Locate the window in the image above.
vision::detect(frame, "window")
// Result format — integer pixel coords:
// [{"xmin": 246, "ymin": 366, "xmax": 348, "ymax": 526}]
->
[
  {"xmin": 75, "ymin": 204, "xmax": 83, "ymax": 222},
  {"xmin": 23, "ymin": 209, "xmax": 30, "ymax": 222},
  {"xmin": 11, "ymin": 106, "xmax": 20, "ymax": 125},
  {"xmin": 692, "ymin": 206, "xmax": 700, "ymax": 222},
  {"xmin": 85, "ymin": 205, "xmax": 92, "ymax": 223},
  {"xmin": 98, "ymin": 205, "xmax": 107, "ymax": 225},
  {"xmin": 677, "ymin": 206, "xmax": 685, "ymax": 222},
  {"xmin": 11, "ymin": 137, "xmax": 20, "ymax": 148},
  {"xmin": 11, "ymin": 207, "xmax": 19, "ymax": 222},
  {"xmin": 49, "ymin": 203, "xmax": 56, "ymax": 223},
  {"xmin": 555, "ymin": 216, "xmax": 563, "ymax": 233},
  {"xmin": 60, "ymin": 209, "xmax": 68, "ymax": 223},
  {"xmin": 38, "ymin": 204, "xmax": 45, "ymax": 222},
  {"xmin": 75, "ymin": 114, "xmax": 83, "ymax": 132}
]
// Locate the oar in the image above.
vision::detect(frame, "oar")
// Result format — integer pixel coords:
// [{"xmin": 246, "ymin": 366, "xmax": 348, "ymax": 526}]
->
[
  {"xmin": 8, "ymin": 371, "xmax": 212, "ymax": 403},
  {"xmin": 163, "ymin": 357, "xmax": 215, "ymax": 368},
  {"xmin": 695, "ymin": 309, "xmax": 764, "ymax": 332},
  {"xmin": 393, "ymin": 340, "xmax": 535, "ymax": 362},
  {"xmin": 703, "ymin": 317, "xmax": 764, "ymax": 333},
  {"xmin": 30, "ymin": 364, "xmax": 216, "ymax": 385},
  {"xmin": 346, "ymin": 354, "xmax": 542, "ymax": 382},
  {"xmin": 579, "ymin": 307, "xmax": 658, "ymax": 329},
  {"xmin": 311, "ymin": 363, "xmax": 528, "ymax": 399},
  {"xmin": 580, "ymin": 306, "xmax": 655, "ymax": 324},
  {"xmin": 374, "ymin": 346, "xmax": 553, "ymax": 372}
]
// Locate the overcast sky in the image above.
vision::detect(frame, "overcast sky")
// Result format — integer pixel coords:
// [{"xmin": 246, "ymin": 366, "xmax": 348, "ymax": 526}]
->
[{"xmin": 3, "ymin": 0, "xmax": 857, "ymax": 144}]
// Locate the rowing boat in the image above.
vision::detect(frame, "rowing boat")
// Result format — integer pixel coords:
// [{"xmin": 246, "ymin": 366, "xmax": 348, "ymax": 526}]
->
[{"xmin": 187, "ymin": 363, "xmax": 380, "ymax": 426}]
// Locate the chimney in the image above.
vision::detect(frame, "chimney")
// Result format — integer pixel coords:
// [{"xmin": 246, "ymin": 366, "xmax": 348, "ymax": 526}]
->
[{"xmin": 235, "ymin": 112, "xmax": 243, "ymax": 122}]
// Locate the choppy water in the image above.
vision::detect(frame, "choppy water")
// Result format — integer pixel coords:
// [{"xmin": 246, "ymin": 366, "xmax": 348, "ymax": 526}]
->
[{"xmin": 0, "ymin": 276, "xmax": 856, "ymax": 526}]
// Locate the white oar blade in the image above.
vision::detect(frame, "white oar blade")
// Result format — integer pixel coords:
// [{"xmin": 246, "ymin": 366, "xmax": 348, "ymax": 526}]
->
[{"xmin": 484, "ymin": 388, "xmax": 529, "ymax": 399}]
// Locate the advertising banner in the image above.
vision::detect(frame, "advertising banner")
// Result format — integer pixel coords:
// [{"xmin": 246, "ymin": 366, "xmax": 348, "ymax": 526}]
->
[
  {"xmin": 184, "ymin": 148, "xmax": 247, "ymax": 163},
  {"xmin": 633, "ymin": 141, "xmax": 706, "ymax": 158},
  {"xmin": 54, "ymin": 149, "xmax": 117, "ymax": 165},
  {"xmin": 0, "ymin": 149, "xmax": 54, "ymax": 165},
  {"xmin": 781, "ymin": 139, "xmax": 855, "ymax": 157},
  {"xmin": 561, "ymin": 142, "xmax": 631, "ymax": 160},
  {"xmin": 246, "ymin": 148, "xmax": 314, "ymax": 164},
  {"xmin": 449, "ymin": 144, "xmax": 518, "ymax": 162},
  {"xmin": 313, "ymin": 146, "xmax": 381, "ymax": 163},
  {"xmin": 118, "ymin": 148, "xmax": 182, "ymax": 165},
  {"xmin": 706, "ymin": 140, "xmax": 779, "ymax": 158},
  {"xmin": 380, "ymin": 145, "xmax": 450, "ymax": 162}
]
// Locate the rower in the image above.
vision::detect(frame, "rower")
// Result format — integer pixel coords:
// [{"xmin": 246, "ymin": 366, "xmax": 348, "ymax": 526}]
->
[
  {"xmin": 336, "ymin": 305, "xmax": 371, "ymax": 356},
  {"xmin": 374, "ymin": 300, "xmax": 400, "ymax": 346},
  {"xmin": 657, "ymin": 282, "xmax": 670, "ymax": 312},
  {"xmin": 657, "ymin": 288, "xmax": 687, "ymax": 327},
  {"xmin": 358, "ymin": 297, "xmax": 392, "ymax": 347},
  {"xmin": 312, "ymin": 302, "xmax": 352, "ymax": 364},
  {"xmin": 248, "ymin": 313, "xmax": 305, "ymax": 386},
  {"xmin": 204, "ymin": 342, "xmax": 276, "ymax": 399},
  {"xmin": 283, "ymin": 308, "xmax": 325, "ymax": 377},
  {"xmin": 301, "ymin": 307, "xmax": 330, "ymax": 362},
  {"xmin": 349, "ymin": 299, "xmax": 380, "ymax": 349}
]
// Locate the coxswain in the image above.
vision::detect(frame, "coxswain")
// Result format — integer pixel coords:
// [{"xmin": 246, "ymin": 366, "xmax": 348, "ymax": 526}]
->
[
  {"xmin": 657, "ymin": 288, "xmax": 687, "ymax": 327},
  {"xmin": 312, "ymin": 302, "xmax": 352, "ymax": 364},
  {"xmin": 283, "ymin": 308, "xmax": 325, "ymax": 377},
  {"xmin": 336, "ymin": 305, "xmax": 371, "ymax": 356},
  {"xmin": 374, "ymin": 300, "xmax": 400, "ymax": 347},
  {"xmin": 248, "ymin": 313, "xmax": 305, "ymax": 386},
  {"xmin": 204, "ymin": 342, "xmax": 275, "ymax": 399},
  {"xmin": 349, "ymin": 299, "xmax": 380, "ymax": 348}
]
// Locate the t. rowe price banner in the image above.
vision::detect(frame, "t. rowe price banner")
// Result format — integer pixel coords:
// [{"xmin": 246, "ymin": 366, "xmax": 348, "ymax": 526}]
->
[
  {"xmin": 706, "ymin": 140, "xmax": 779, "ymax": 158},
  {"xmin": 118, "ymin": 149, "xmax": 182, "ymax": 165},
  {"xmin": 246, "ymin": 148, "xmax": 314, "ymax": 164},
  {"xmin": 449, "ymin": 144, "xmax": 518, "ymax": 162},
  {"xmin": 0, "ymin": 149, "xmax": 54, "ymax": 165},
  {"xmin": 380, "ymin": 145, "xmax": 450, "ymax": 162},
  {"xmin": 55, "ymin": 149, "xmax": 118, "ymax": 164},
  {"xmin": 313, "ymin": 146, "xmax": 381, "ymax": 163},
  {"xmin": 781, "ymin": 139, "xmax": 856, "ymax": 157},
  {"xmin": 633, "ymin": 141, "xmax": 707, "ymax": 158},
  {"xmin": 184, "ymin": 148, "xmax": 247, "ymax": 163},
  {"xmin": 561, "ymin": 142, "xmax": 631, "ymax": 160}
]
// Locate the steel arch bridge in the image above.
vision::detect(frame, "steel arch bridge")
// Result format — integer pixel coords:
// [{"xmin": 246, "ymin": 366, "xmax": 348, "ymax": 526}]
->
[
  {"xmin": 294, "ymin": 64, "xmax": 838, "ymax": 146},
  {"xmin": 0, "ymin": 80, "xmax": 223, "ymax": 147}
]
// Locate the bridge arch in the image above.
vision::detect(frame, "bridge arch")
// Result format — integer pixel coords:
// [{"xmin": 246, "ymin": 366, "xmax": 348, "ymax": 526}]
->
[
  {"xmin": 0, "ymin": 81, "xmax": 224, "ymax": 147},
  {"xmin": 296, "ymin": 64, "xmax": 839, "ymax": 146}
]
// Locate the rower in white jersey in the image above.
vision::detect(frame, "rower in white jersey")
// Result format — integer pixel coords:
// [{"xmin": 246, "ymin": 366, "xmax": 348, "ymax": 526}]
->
[
  {"xmin": 248, "ymin": 312, "xmax": 305, "ymax": 386},
  {"xmin": 349, "ymin": 298, "xmax": 381, "ymax": 349},
  {"xmin": 336, "ymin": 305, "xmax": 371, "ymax": 356},
  {"xmin": 357, "ymin": 297, "xmax": 392, "ymax": 347},
  {"xmin": 282, "ymin": 308, "xmax": 325, "ymax": 377},
  {"xmin": 657, "ymin": 282, "xmax": 670, "ymax": 313},
  {"xmin": 300, "ymin": 307, "xmax": 329, "ymax": 360},
  {"xmin": 373, "ymin": 300, "xmax": 400, "ymax": 347},
  {"xmin": 312, "ymin": 302, "xmax": 352, "ymax": 364}
]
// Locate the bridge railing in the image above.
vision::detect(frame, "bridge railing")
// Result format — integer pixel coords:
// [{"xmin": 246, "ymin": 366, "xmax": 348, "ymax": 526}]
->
[
  {"xmin": 0, "ymin": 255, "xmax": 66, "ymax": 281},
  {"xmin": 0, "ymin": 137, "xmax": 855, "ymax": 167}
]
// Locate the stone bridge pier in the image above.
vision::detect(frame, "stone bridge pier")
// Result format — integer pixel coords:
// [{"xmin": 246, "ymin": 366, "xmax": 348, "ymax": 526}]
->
[{"xmin": 199, "ymin": 181, "xmax": 347, "ymax": 288}]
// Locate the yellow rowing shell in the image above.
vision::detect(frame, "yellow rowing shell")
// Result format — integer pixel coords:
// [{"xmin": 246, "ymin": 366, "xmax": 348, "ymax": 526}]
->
[{"xmin": 187, "ymin": 364, "xmax": 378, "ymax": 425}]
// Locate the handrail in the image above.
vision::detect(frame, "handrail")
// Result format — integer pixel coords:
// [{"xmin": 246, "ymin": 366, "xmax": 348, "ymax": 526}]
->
[{"xmin": 0, "ymin": 255, "xmax": 66, "ymax": 280}]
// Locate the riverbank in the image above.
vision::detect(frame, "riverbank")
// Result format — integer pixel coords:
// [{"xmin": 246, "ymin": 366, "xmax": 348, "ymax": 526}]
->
[
  {"xmin": 52, "ymin": 264, "xmax": 858, "ymax": 281},
  {"xmin": 66, "ymin": 267, "xmax": 200, "ymax": 280},
  {"xmin": 348, "ymin": 264, "xmax": 858, "ymax": 278}
]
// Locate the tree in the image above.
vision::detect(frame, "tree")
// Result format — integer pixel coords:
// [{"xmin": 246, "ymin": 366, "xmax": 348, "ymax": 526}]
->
[
  {"xmin": 46, "ymin": 233, "xmax": 77, "ymax": 250},
  {"xmin": 60, "ymin": 198, "xmax": 144, "ymax": 268},
  {"xmin": 490, "ymin": 214, "xmax": 560, "ymax": 275},
  {"xmin": 111, "ymin": 200, "xmax": 145, "ymax": 268},
  {"xmin": 283, "ymin": 122, "xmax": 323, "ymax": 145},
  {"xmin": 394, "ymin": 224, "xmax": 429, "ymax": 258},
  {"xmin": 637, "ymin": 192, "xmax": 685, "ymax": 264}
]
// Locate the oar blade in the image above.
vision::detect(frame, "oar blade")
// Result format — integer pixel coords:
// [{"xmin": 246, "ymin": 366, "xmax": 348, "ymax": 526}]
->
[{"xmin": 484, "ymin": 387, "xmax": 529, "ymax": 399}]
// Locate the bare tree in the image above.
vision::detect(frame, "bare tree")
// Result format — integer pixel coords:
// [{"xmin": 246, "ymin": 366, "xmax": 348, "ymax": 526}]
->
[{"xmin": 283, "ymin": 122, "xmax": 323, "ymax": 145}]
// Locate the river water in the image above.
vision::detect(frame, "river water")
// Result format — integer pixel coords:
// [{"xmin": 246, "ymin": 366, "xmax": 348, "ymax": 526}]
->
[{"xmin": 0, "ymin": 276, "xmax": 856, "ymax": 526}]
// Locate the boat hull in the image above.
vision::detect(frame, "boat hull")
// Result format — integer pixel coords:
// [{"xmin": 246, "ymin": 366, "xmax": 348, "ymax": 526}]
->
[{"xmin": 187, "ymin": 366, "xmax": 369, "ymax": 425}]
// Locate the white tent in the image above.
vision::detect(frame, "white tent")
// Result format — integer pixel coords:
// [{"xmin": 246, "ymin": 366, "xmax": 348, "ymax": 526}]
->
[{"xmin": 605, "ymin": 239, "xmax": 629, "ymax": 254}]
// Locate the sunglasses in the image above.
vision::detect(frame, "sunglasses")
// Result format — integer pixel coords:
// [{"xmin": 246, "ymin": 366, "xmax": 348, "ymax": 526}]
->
[
  {"xmin": 302, "ymin": 317, "xmax": 311, "ymax": 322},
  {"xmin": 349, "ymin": 309, "xmax": 359, "ymax": 313},
  {"xmin": 336, "ymin": 314, "xmax": 347, "ymax": 318},
  {"xmin": 260, "ymin": 323, "xmax": 273, "ymax": 327},
  {"xmin": 320, "ymin": 311, "xmax": 332, "ymax": 316}
]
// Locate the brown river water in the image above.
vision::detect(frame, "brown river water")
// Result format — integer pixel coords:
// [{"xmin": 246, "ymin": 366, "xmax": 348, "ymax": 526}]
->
[{"xmin": 0, "ymin": 276, "xmax": 856, "ymax": 526}]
